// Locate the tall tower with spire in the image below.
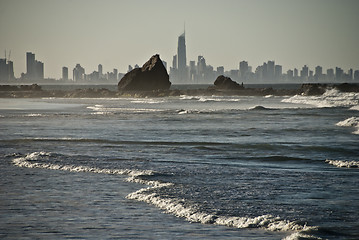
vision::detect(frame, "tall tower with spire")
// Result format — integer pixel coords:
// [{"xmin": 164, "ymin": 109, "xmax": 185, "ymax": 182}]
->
[{"xmin": 177, "ymin": 30, "xmax": 187, "ymax": 82}]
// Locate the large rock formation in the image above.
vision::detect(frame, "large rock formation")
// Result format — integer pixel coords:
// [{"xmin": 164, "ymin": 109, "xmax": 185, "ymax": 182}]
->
[
  {"xmin": 213, "ymin": 75, "xmax": 244, "ymax": 90},
  {"xmin": 118, "ymin": 54, "xmax": 171, "ymax": 91}
]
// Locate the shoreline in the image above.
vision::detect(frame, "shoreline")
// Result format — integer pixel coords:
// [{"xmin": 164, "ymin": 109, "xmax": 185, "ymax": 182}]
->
[{"xmin": 0, "ymin": 83, "xmax": 358, "ymax": 98}]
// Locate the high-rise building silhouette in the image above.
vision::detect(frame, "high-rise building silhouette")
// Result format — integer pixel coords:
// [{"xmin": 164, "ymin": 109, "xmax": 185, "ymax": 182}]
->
[
  {"xmin": 26, "ymin": 52, "xmax": 35, "ymax": 79},
  {"xmin": 73, "ymin": 64, "xmax": 85, "ymax": 82},
  {"xmin": 98, "ymin": 64, "xmax": 103, "ymax": 78},
  {"xmin": 62, "ymin": 67, "xmax": 68, "ymax": 80},
  {"xmin": 0, "ymin": 58, "xmax": 14, "ymax": 81},
  {"xmin": 239, "ymin": 61, "xmax": 249, "ymax": 81},
  {"xmin": 177, "ymin": 32, "xmax": 187, "ymax": 82},
  {"xmin": 26, "ymin": 52, "xmax": 44, "ymax": 80}
]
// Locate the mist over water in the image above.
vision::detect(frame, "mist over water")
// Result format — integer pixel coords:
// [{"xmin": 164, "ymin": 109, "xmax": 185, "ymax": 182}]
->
[{"xmin": 1, "ymin": 90, "xmax": 359, "ymax": 239}]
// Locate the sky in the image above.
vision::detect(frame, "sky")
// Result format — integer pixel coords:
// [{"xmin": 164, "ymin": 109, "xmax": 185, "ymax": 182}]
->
[{"xmin": 0, "ymin": 0, "xmax": 358, "ymax": 79}]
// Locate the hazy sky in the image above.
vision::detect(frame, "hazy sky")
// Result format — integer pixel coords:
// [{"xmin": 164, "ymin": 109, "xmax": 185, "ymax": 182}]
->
[{"xmin": 1, "ymin": 0, "xmax": 358, "ymax": 79}]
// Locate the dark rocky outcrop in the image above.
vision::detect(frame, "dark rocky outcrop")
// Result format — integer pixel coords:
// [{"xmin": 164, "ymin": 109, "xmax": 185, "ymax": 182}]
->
[
  {"xmin": 213, "ymin": 75, "xmax": 244, "ymax": 90},
  {"xmin": 299, "ymin": 84, "xmax": 327, "ymax": 96},
  {"xmin": 0, "ymin": 84, "xmax": 42, "ymax": 92},
  {"xmin": 118, "ymin": 54, "xmax": 171, "ymax": 91},
  {"xmin": 334, "ymin": 83, "xmax": 359, "ymax": 92}
]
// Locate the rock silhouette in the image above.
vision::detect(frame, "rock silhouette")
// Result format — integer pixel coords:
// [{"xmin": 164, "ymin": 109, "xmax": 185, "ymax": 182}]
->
[
  {"xmin": 213, "ymin": 75, "xmax": 244, "ymax": 90},
  {"xmin": 118, "ymin": 54, "xmax": 171, "ymax": 91}
]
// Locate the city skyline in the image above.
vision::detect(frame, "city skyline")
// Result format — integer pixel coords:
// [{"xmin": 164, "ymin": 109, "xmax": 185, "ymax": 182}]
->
[
  {"xmin": 1, "ymin": 0, "xmax": 358, "ymax": 80},
  {"xmin": 1, "ymin": 48, "xmax": 358, "ymax": 83}
]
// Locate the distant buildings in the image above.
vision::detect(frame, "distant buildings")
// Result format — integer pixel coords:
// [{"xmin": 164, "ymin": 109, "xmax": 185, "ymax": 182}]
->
[
  {"xmin": 0, "ymin": 57, "xmax": 14, "ymax": 81},
  {"xmin": 62, "ymin": 67, "xmax": 68, "ymax": 80},
  {"xmin": 71, "ymin": 63, "xmax": 120, "ymax": 83},
  {"xmin": 73, "ymin": 64, "xmax": 85, "ymax": 82},
  {"xmin": 26, "ymin": 52, "xmax": 44, "ymax": 80},
  {"xmin": 1, "ymin": 43, "xmax": 358, "ymax": 84},
  {"xmin": 167, "ymin": 32, "xmax": 359, "ymax": 84}
]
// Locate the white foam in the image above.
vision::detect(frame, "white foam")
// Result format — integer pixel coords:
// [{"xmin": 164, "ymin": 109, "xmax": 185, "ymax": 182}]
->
[
  {"xmin": 130, "ymin": 99, "xmax": 165, "ymax": 104},
  {"xmin": 282, "ymin": 232, "xmax": 323, "ymax": 240},
  {"xmin": 336, "ymin": 117, "xmax": 359, "ymax": 134},
  {"xmin": 350, "ymin": 105, "xmax": 359, "ymax": 111},
  {"xmin": 179, "ymin": 95, "xmax": 200, "ymax": 100},
  {"xmin": 91, "ymin": 111, "xmax": 114, "ymax": 115},
  {"xmin": 177, "ymin": 109, "xmax": 202, "ymax": 114},
  {"xmin": 87, "ymin": 105, "xmax": 164, "ymax": 113},
  {"xmin": 198, "ymin": 96, "xmax": 242, "ymax": 102},
  {"xmin": 26, "ymin": 113, "xmax": 43, "ymax": 117},
  {"xmin": 87, "ymin": 105, "xmax": 104, "ymax": 111},
  {"xmin": 12, "ymin": 152, "xmax": 155, "ymax": 177},
  {"xmin": 336, "ymin": 117, "xmax": 359, "ymax": 127},
  {"xmin": 282, "ymin": 89, "xmax": 359, "ymax": 108},
  {"xmin": 325, "ymin": 159, "xmax": 359, "ymax": 168},
  {"xmin": 179, "ymin": 95, "xmax": 242, "ymax": 102},
  {"xmin": 126, "ymin": 177, "xmax": 318, "ymax": 239}
]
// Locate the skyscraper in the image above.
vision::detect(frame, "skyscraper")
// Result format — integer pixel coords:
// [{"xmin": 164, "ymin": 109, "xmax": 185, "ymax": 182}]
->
[
  {"xmin": 26, "ymin": 52, "xmax": 44, "ymax": 80},
  {"xmin": 98, "ymin": 64, "xmax": 103, "ymax": 78},
  {"xmin": 177, "ymin": 32, "xmax": 187, "ymax": 82},
  {"xmin": 239, "ymin": 61, "xmax": 249, "ymax": 81},
  {"xmin": 62, "ymin": 67, "xmax": 68, "ymax": 80},
  {"xmin": 26, "ymin": 52, "xmax": 35, "ymax": 79},
  {"xmin": 73, "ymin": 64, "xmax": 85, "ymax": 82}
]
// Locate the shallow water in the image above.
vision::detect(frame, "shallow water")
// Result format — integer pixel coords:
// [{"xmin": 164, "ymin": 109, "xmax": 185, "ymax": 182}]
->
[{"xmin": 1, "ymin": 91, "xmax": 358, "ymax": 239}]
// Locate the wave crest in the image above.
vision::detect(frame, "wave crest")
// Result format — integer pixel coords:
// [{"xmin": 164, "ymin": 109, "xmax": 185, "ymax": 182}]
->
[
  {"xmin": 282, "ymin": 89, "xmax": 359, "ymax": 108},
  {"xmin": 336, "ymin": 117, "xmax": 359, "ymax": 135},
  {"xmin": 127, "ymin": 180, "xmax": 318, "ymax": 239},
  {"xmin": 12, "ymin": 151, "xmax": 155, "ymax": 177},
  {"xmin": 325, "ymin": 159, "xmax": 359, "ymax": 168}
]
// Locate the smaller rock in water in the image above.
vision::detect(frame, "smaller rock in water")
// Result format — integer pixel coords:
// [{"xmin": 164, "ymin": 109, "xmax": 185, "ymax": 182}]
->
[{"xmin": 213, "ymin": 75, "xmax": 244, "ymax": 90}]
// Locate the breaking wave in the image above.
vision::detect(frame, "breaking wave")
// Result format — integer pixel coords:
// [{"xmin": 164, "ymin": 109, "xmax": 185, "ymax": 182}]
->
[
  {"xmin": 180, "ymin": 95, "xmax": 242, "ymax": 102},
  {"xmin": 336, "ymin": 117, "xmax": 359, "ymax": 135},
  {"xmin": 325, "ymin": 159, "xmax": 359, "ymax": 168},
  {"xmin": 12, "ymin": 151, "xmax": 320, "ymax": 239},
  {"xmin": 12, "ymin": 152, "xmax": 155, "ymax": 177},
  {"xmin": 127, "ymin": 178, "xmax": 320, "ymax": 240},
  {"xmin": 87, "ymin": 105, "xmax": 164, "ymax": 114},
  {"xmin": 282, "ymin": 89, "xmax": 359, "ymax": 108},
  {"xmin": 130, "ymin": 99, "xmax": 166, "ymax": 104}
]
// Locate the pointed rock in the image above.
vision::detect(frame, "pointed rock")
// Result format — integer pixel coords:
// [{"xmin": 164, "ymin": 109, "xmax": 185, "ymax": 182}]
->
[{"xmin": 118, "ymin": 54, "xmax": 171, "ymax": 91}]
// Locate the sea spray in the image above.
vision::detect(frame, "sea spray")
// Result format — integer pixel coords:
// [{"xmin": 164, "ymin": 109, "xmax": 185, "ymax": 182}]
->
[
  {"xmin": 336, "ymin": 117, "xmax": 359, "ymax": 135},
  {"xmin": 282, "ymin": 89, "xmax": 359, "ymax": 108}
]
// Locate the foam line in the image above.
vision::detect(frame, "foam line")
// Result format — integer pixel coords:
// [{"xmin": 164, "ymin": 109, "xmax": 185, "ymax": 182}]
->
[
  {"xmin": 126, "ymin": 183, "xmax": 317, "ymax": 233},
  {"xmin": 325, "ymin": 159, "xmax": 359, "ymax": 168},
  {"xmin": 12, "ymin": 152, "xmax": 155, "ymax": 177}
]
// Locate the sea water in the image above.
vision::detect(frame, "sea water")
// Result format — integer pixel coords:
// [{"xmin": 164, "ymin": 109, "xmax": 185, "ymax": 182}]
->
[{"xmin": 0, "ymin": 90, "xmax": 358, "ymax": 239}]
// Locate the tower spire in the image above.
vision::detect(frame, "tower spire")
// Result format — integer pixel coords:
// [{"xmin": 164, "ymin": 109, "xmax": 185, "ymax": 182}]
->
[{"xmin": 184, "ymin": 21, "xmax": 186, "ymax": 36}]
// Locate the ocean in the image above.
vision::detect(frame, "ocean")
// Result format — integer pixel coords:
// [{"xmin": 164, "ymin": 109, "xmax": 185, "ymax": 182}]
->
[{"xmin": 0, "ymin": 89, "xmax": 358, "ymax": 239}]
